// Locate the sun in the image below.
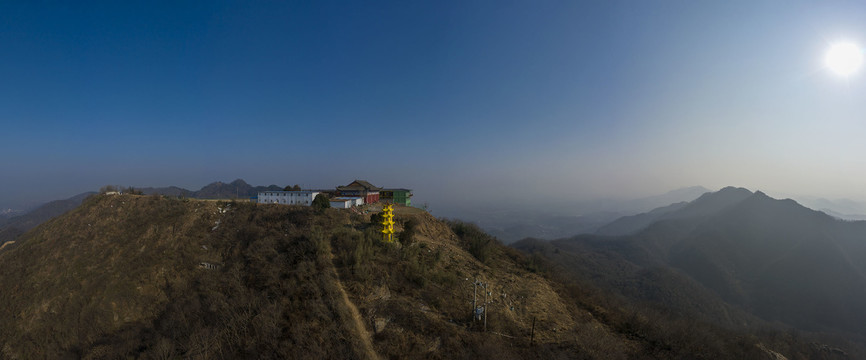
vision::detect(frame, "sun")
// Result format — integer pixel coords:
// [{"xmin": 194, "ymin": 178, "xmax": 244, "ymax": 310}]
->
[{"xmin": 825, "ymin": 41, "xmax": 864, "ymax": 77}]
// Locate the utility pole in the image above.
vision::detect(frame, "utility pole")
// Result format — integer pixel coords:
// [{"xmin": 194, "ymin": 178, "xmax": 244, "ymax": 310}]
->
[
  {"xmin": 473, "ymin": 278, "xmax": 478, "ymax": 322},
  {"xmin": 483, "ymin": 282, "xmax": 488, "ymax": 332},
  {"xmin": 530, "ymin": 317, "xmax": 536, "ymax": 347}
]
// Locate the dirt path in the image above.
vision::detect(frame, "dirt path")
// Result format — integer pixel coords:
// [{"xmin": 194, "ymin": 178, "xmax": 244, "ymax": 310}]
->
[
  {"xmin": 323, "ymin": 248, "xmax": 380, "ymax": 360},
  {"xmin": 333, "ymin": 272, "xmax": 381, "ymax": 360},
  {"xmin": 0, "ymin": 241, "xmax": 14, "ymax": 252}
]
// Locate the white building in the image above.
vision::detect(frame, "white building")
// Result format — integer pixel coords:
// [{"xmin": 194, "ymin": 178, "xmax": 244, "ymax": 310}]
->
[
  {"xmin": 330, "ymin": 197, "xmax": 364, "ymax": 209},
  {"xmin": 258, "ymin": 190, "xmax": 321, "ymax": 206}
]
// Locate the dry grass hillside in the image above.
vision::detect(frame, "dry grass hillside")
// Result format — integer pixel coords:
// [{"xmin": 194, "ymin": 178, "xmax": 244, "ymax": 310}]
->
[{"xmin": 0, "ymin": 194, "xmax": 792, "ymax": 359}]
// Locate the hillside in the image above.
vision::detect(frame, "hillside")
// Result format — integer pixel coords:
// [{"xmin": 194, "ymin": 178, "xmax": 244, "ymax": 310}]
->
[
  {"xmin": 517, "ymin": 187, "xmax": 866, "ymax": 355},
  {"xmin": 0, "ymin": 195, "xmax": 608, "ymax": 359},
  {"xmin": 0, "ymin": 194, "xmax": 821, "ymax": 359},
  {"xmin": 0, "ymin": 191, "xmax": 94, "ymax": 249},
  {"xmin": 0, "ymin": 179, "xmax": 283, "ymax": 249},
  {"xmin": 594, "ymin": 201, "xmax": 688, "ymax": 236}
]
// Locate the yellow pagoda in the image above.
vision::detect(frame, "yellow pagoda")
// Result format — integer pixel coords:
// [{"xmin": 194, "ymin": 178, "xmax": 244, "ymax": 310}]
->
[{"xmin": 380, "ymin": 204, "xmax": 395, "ymax": 242}]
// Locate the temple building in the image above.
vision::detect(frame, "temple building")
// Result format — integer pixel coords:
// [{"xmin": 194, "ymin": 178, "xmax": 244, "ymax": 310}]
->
[{"xmin": 336, "ymin": 180, "xmax": 381, "ymax": 204}]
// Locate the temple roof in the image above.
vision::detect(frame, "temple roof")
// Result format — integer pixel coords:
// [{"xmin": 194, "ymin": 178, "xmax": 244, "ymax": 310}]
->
[{"xmin": 336, "ymin": 179, "xmax": 382, "ymax": 191}]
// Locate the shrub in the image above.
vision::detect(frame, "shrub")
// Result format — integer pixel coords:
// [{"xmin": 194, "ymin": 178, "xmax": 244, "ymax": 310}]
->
[
  {"xmin": 311, "ymin": 194, "xmax": 330, "ymax": 212},
  {"xmin": 449, "ymin": 221, "xmax": 496, "ymax": 264},
  {"xmin": 398, "ymin": 219, "xmax": 416, "ymax": 246}
]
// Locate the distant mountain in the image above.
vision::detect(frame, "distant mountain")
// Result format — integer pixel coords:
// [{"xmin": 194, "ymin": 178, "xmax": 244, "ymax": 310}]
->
[
  {"xmin": 595, "ymin": 201, "xmax": 689, "ymax": 236},
  {"xmin": 0, "ymin": 191, "xmax": 95, "ymax": 247},
  {"xmin": 462, "ymin": 186, "xmax": 711, "ymax": 243},
  {"xmin": 194, "ymin": 179, "xmax": 282, "ymax": 199},
  {"xmin": 619, "ymin": 185, "xmax": 712, "ymax": 214},
  {"xmin": 797, "ymin": 197, "xmax": 866, "ymax": 220},
  {"xmin": 516, "ymin": 187, "xmax": 866, "ymax": 340},
  {"xmin": 595, "ymin": 186, "xmax": 753, "ymax": 236},
  {"xmin": 667, "ymin": 186, "xmax": 754, "ymax": 218},
  {"xmin": 139, "ymin": 185, "xmax": 190, "ymax": 197},
  {"xmin": 819, "ymin": 208, "xmax": 866, "ymax": 221},
  {"xmin": 140, "ymin": 179, "xmax": 283, "ymax": 199}
]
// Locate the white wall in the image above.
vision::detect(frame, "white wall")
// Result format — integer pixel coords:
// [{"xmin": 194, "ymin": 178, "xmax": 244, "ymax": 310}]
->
[
  {"xmin": 257, "ymin": 191, "xmax": 321, "ymax": 206},
  {"xmin": 330, "ymin": 200, "xmax": 351, "ymax": 209},
  {"xmin": 330, "ymin": 197, "xmax": 364, "ymax": 209}
]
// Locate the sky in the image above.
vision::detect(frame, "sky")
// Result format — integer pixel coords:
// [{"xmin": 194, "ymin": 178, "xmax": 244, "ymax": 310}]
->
[{"xmin": 3, "ymin": 1, "xmax": 866, "ymax": 212}]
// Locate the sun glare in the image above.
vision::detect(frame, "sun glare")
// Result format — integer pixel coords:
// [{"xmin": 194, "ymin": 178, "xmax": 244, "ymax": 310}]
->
[{"xmin": 825, "ymin": 41, "xmax": 864, "ymax": 77}]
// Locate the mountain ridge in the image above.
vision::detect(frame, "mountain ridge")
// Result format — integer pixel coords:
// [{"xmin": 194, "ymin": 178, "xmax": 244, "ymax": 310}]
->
[
  {"xmin": 517, "ymin": 186, "xmax": 866, "ymax": 348},
  {"xmin": 0, "ymin": 195, "xmax": 599, "ymax": 358},
  {"xmin": 0, "ymin": 179, "xmax": 286, "ymax": 250},
  {"xmin": 0, "ymin": 191, "xmax": 95, "ymax": 249},
  {"xmin": 0, "ymin": 193, "xmax": 831, "ymax": 358},
  {"xmin": 140, "ymin": 178, "xmax": 283, "ymax": 199}
]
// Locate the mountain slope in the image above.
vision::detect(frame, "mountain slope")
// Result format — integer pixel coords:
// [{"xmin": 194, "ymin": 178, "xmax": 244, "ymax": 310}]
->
[
  {"xmin": 0, "ymin": 195, "xmax": 618, "ymax": 359},
  {"xmin": 0, "ymin": 193, "xmax": 810, "ymax": 359},
  {"xmin": 667, "ymin": 191, "xmax": 866, "ymax": 333},
  {"xmin": 620, "ymin": 185, "xmax": 712, "ymax": 214},
  {"xmin": 0, "ymin": 191, "xmax": 94, "ymax": 249},
  {"xmin": 521, "ymin": 187, "xmax": 866, "ymax": 352},
  {"xmin": 595, "ymin": 201, "xmax": 689, "ymax": 236},
  {"xmin": 447, "ymin": 186, "xmax": 710, "ymax": 243}
]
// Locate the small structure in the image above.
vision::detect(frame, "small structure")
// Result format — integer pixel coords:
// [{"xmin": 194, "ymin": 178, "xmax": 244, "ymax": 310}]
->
[
  {"xmin": 257, "ymin": 190, "xmax": 321, "ymax": 206},
  {"xmin": 380, "ymin": 188, "xmax": 413, "ymax": 206},
  {"xmin": 337, "ymin": 180, "xmax": 381, "ymax": 204},
  {"xmin": 330, "ymin": 197, "xmax": 364, "ymax": 209},
  {"xmin": 199, "ymin": 262, "xmax": 220, "ymax": 270}
]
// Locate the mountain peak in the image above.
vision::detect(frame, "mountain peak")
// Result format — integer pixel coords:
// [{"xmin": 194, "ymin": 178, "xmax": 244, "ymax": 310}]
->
[
  {"xmin": 229, "ymin": 179, "xmax": 249, "ymax": 186},
  {"xmin": 725, "ymin": 189, "xmax": 827, "ymax": 223},
  {"xmin": 668, "ymin": 186, "xmax": 753, "ymax": 219},
  {"xmin": 716, "ymin": 186, "xmax": 753, "ymax": 195}
]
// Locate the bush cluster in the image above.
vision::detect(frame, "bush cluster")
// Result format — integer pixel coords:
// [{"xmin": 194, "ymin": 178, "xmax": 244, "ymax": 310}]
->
[{"xmin": 447, "ymin": 220, "xmax": 496, "ymax": 264}]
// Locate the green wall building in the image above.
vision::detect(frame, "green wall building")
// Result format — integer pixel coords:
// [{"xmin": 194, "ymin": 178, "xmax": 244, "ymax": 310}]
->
[{"xmin": 380, "ymin": 188, "xmax": 413, "ymax": 206}]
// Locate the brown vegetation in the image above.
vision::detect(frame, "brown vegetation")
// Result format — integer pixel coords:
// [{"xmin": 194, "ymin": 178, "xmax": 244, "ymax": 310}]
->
[{"xmin": 0, "ymin": 195, "xmax": 853, "ymax": 359}]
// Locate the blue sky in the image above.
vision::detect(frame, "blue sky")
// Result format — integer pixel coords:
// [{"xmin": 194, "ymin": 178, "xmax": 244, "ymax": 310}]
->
[{"xmin": 3, "ymin": 1, "xmax": 866, "ymax": 211}]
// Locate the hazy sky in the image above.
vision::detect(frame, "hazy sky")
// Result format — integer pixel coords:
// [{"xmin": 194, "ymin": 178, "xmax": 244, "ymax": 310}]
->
[{"xmin": 3, "ymin": 1, "xmax": 866, "ymax": 210}]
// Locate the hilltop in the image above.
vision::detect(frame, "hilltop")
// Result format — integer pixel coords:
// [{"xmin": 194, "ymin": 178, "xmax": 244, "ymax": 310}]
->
[
  {"xmin": 0, "ymin": 193, "xmax": 820, "ymax": 359},
  {"xmin": 0, "ymin": 194, "xmax": 602, "ymax": 358},
  {"xmin": 0, "ymin": 179, "xmax": 282, "ymax": 249}
]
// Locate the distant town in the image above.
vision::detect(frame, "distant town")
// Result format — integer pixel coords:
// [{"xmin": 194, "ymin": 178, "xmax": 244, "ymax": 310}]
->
[{"xmin": 255, "ymin": 179, "xmax": 412, "ymax": 208}]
